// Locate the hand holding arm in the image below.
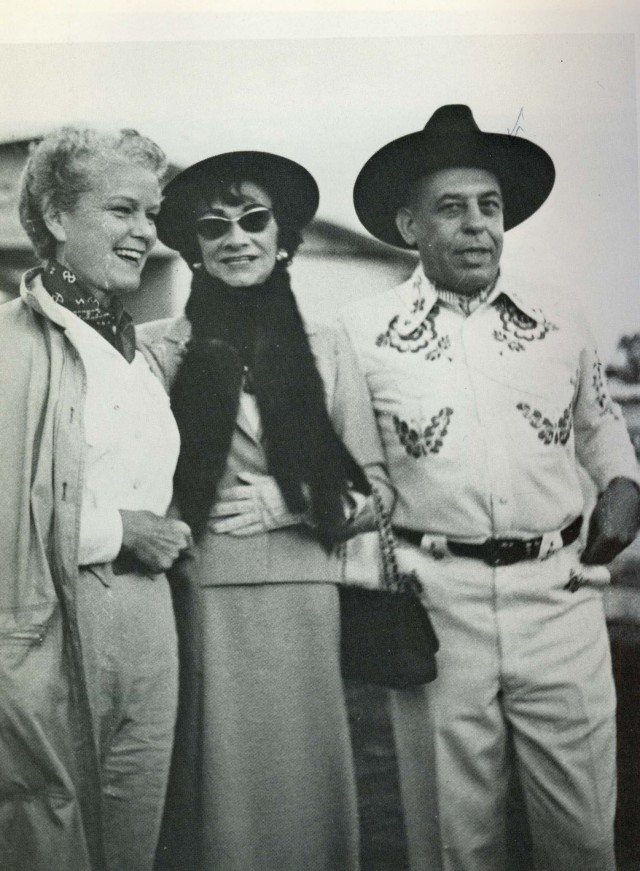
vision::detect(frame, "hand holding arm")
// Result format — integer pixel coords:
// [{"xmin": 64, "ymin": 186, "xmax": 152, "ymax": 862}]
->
[
  {"xmin": 209, "ymin": 472, "xmax": 306, "ymax": 536},
  {"xmin": 119, "ymin": 510, "xmax": 193, "ymax": 573}
]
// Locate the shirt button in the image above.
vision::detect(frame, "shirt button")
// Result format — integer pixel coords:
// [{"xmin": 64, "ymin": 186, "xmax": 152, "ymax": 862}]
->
[
  {"xmin": 498, "ymin": 496, "xmax": 508, "ymax": 505},
  {"xmin": 133, "ymin": 481, "xmax": 140, "ymax": 491}
]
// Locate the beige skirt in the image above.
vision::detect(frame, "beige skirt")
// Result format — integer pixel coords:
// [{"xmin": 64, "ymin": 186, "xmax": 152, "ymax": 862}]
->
[{"xmin": 198, "ymin": 581, "xmax": 359, "ymax": 871}]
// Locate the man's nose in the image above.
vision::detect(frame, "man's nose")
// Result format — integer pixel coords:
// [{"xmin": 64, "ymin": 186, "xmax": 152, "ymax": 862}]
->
[{"xmin": 461, "ymin": 201, "xmax": 486, "ymax": 231}]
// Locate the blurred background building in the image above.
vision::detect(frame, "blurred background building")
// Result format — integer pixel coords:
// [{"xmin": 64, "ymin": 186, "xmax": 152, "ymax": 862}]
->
[{"xmin": 0, "ymin": 136, "xmax": 416, "ymax": 318}]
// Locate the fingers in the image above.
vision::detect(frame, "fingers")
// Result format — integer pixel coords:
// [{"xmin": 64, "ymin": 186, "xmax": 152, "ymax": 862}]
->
[
  {"xmin": 119, "ymin": 511, "xmax": 194, "ymax": 572},
  {"xmin": 145, "ymin": 534, "xmax": 193, "ymax": 572},
  {"xmin": 225, "ymin": 522, "xmax": 265, "ymax": 537},
  {"xmin": 165, "ymin": 518, "xmax": 193, "ymax": 549},
  {"xmin": 210, "ymin": 510, "xmax": 261, "ymax": 534},
  {"xmin": 150, "ymin": 523, "xmax": 193, "ymax": 551},
  {"xmin": 210, "ymin": 499, "xmax": 256, "ymax": 518},
  {"xmin": 216, "ymin": 485, "xmax": 256, "ymax": 502},
  {"xmin": 236, "ymin": 471, "xmax": 269, "ymax": 486}
]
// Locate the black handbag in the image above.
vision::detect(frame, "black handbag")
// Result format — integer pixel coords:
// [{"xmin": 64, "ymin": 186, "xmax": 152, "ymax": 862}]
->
[{"xmin": 339, "ymin": 489, "xmax": 439, "ymax": 689}]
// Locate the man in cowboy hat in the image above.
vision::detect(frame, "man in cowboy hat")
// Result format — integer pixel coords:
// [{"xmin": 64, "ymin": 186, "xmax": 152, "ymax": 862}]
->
[{"xmin": 340, "ymin": 105, "xmax": 640, "ymax": 871}]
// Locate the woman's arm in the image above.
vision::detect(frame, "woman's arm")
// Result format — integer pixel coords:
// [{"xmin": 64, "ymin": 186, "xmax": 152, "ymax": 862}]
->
[{"xmin": 324, "ymin": 323, "xmax": 396, "ymax": 537}]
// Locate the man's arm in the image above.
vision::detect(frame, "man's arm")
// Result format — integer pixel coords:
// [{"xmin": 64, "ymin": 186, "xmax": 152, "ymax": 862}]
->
[{"xmin": 573, "ymin": 319, "xmax": 640, "ymax": 564}]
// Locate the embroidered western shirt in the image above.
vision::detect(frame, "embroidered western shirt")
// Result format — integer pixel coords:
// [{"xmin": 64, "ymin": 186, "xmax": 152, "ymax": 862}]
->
[
  {"xmin": 51, "ymin": 286, "xmax": 180, "ymax": 565},
  {"xmin": 339, "ymin": 264, "xmax": 640, "ymax": 543}
]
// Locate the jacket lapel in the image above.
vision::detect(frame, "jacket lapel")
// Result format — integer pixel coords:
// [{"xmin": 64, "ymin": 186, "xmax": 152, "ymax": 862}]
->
[{"xmin": 142, "ymin": 316, "xmax": 262, "ymax": 445}]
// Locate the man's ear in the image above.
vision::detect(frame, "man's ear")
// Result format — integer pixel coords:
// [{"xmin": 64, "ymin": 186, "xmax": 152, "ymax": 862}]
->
[
  {"xmin": 42, "ymin": 202, "xmax": 67, "ymax": 244},
  {"xmin": 395, "ymin": 206, "xmax": 416, "ymax": 247}
]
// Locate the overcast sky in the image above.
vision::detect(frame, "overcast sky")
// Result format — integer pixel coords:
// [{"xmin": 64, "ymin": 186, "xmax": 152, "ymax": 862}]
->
[{"xmin": 1, "ymin": 25, "xmax": 638, "ymax": 359}]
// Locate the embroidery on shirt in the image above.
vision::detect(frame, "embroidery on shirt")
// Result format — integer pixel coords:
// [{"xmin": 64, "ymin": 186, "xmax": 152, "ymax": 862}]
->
[
  {"xmin": 592, "ymin": 353, "xmax": 620, "ymax": 420},
  {"xmin": 516, "ymin": 402, "xmax": 572, "ymax": 445},
  {"xmin": 376, "ymin": 300, "xmax": 451, "ymax": 361},
  {"xmin": 493, "ymin": 296, "xmax": 557, "ymax": 353},
  {"xmin": 393, "ymin": 407, "xmax": 453, "ymax": 457}
]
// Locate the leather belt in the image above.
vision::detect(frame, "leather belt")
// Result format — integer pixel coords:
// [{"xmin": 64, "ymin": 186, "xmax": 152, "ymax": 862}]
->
[{"xmin": 394, "ymin": 517, "xmax": 582, "ymax": 567}]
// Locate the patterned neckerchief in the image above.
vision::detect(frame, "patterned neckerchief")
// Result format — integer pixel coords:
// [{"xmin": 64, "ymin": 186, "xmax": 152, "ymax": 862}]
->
[{"xmin": 41, "ymin": 260, "xmax": 136, "ymax": 363}]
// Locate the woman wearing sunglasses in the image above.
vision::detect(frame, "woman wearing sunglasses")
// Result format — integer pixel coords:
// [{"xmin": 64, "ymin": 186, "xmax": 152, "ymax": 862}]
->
[{"xmin": 139, "ymin": 151, "xmax": 393, "ymax": 871}]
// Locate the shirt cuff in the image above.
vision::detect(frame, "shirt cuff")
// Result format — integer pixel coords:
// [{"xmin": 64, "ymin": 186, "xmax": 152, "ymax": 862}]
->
[
  {"xmin": 592, "ymin": 459, "xmax": 640, "ymax": 494},
  {"xmin": 78, "ymin": 506, "xmax": 124, "ymax": 566}
]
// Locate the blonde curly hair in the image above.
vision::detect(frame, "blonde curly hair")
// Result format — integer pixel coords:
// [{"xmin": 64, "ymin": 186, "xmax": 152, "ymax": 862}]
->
[{"xmin": 19, "ymin": 126, "xmax": 168, "ymax": 260}]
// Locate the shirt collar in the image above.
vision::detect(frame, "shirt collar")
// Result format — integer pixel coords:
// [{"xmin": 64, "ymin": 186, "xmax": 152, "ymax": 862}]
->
[
  {"xmin": 391, "ymin": 264, "xmax": 439, "ymax": 338},
  {"xmin": 20, "ymin": 266, "xmax": 70, "ymax": 330},
  {"xmin": 493, "ymin": 271, "xmax": 550, "ymax": 324},
  {"xmin": 399, "ymin": 262, "xmax": 549, "ymax": 328}
]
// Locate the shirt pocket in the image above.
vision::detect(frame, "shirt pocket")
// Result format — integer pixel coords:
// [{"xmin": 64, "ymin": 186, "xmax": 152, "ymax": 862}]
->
[
  {"xmin": 476, "ymin": 324, "xmax": 579, "ymax": 404},
  {"xmin": 0, "ymin": 602, "xmax": 58, "ymax": 646},
  {"xmin": 477, "ymin": 341, "xmax": 579, "ymax": 452},
  {"xmin": 368, "ymin": 367, "xmax": 455, "ymax": 461}
]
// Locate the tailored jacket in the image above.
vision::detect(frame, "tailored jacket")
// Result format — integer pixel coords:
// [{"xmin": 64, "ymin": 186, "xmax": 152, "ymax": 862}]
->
[
  {"xmin": 138, "ymin": 315, "xmax": 390, "ymax": 586},
  {"xmin": 0, "ymin": 270, "xmax": 105, "ymax": 871},
  {"xmin": 140, "ymin": 314, "xmax": 391, "ymax": 871}
]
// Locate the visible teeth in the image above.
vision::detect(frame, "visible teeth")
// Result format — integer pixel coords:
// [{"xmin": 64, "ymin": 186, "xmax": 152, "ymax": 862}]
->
[{"xmin": 115, "ymin": 248, "xmax": 142, "ymax": 262}]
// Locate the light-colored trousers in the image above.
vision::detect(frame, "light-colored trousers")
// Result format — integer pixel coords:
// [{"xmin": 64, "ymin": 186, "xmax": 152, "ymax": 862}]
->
[
  {"xmin": 77, "ymin": 564, "xmax": 179, "ymax": 871},
  {"xmin": 391, "ymin": 538, "xmax": 616, "ymax": 871}
]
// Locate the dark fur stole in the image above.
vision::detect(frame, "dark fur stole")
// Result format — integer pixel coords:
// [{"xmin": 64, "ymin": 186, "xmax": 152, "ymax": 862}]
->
[
  {"xmin": 171, "ymin": 337, "xmax": 243, "ymax": 539},
  {"xmin": 171, "ymin": 264, "xmax": 370, "ymax": 543}
]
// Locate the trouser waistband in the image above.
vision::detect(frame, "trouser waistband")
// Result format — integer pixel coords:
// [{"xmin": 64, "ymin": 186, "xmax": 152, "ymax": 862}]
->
[{"xmin": 393, "ymin": 517, "xmax": 582, "ymax": 567}]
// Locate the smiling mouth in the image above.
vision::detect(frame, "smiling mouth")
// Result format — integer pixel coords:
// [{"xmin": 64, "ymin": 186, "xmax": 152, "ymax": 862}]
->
[
  {"xmin": 221, "ymin": 256, "xmax": 257, "ymax": 265},
  {"xmin": 114, "ymin": 248, "xmax": 145, "ymax": 265}
]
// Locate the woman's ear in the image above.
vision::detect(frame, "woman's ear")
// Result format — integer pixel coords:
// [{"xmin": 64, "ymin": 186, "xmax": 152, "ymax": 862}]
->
[
  {"xmin": 42, "ymin": 202, "xmax": 68, "ymax": 244},
  {"xmin": 395, "ymin": 206, "xmax": 417, "ymax": 247}
]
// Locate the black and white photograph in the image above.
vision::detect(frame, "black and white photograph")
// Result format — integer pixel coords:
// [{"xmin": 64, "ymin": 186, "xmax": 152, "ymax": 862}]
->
[{"xmin": 1, "ymin": 2, "xmax": 640, "ymax": 870}]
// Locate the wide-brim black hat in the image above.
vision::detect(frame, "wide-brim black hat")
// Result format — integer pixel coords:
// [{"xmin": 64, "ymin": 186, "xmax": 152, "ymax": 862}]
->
[
  {"xmin": 156, "ymin": 150, "xmax": 319, "ymax": 253},
  {"xmin": 353, "ymin": 105, "xmax": 555, "ymax": 248}
]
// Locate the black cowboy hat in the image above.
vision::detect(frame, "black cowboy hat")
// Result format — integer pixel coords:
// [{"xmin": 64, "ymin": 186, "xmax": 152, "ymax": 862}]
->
[
  {"xmin": 156, "ymin": 150, "xmax": 319, "ymax": 253},
  {"xmin": 353, "ymin": 104, "xmax": 555, "ymax": 248}
]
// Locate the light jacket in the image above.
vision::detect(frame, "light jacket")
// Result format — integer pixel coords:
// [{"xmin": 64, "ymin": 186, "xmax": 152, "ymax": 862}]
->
[
  {"xmin": 138, "ymin": 315, "xmax": 392, "ymax": 585},
  {"xmin": 0, "ymin": 269, "xmax": 105, "ymax": 871}
]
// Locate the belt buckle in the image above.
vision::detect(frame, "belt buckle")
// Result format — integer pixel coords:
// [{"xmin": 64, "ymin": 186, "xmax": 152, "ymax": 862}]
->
[{"xmin": 485, "ymin": 538, "xmax": 524, "ymax": 567}]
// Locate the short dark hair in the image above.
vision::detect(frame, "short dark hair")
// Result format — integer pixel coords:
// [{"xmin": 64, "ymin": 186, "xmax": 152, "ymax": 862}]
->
[{"xmin": 175, "ymin": 175, "xmax": 303, "ymax": 270}]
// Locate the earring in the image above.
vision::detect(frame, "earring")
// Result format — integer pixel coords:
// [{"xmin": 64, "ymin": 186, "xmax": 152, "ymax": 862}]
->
[
  {"xmin": 192, "ymin": 261, "xmax": 202, "ymax": 271},
  {"xmin": 275, "ymin": 248, "xmax": 289, "ymax": 263}
]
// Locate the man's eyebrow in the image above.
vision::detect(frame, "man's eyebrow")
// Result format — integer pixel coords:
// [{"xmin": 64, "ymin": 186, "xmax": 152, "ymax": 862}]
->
[
  {"xmin": 436, "ymin": 189, "xmax": 503, "ymax": 202},
  {"xmin": 436, "ymin": 188, "xmax": 502, "ymax": 206}
]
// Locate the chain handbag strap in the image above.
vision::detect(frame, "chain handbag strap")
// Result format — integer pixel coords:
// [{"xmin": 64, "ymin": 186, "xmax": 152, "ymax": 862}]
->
[{"xmin": 371, "ymin": 487, "xmax": 421, "ymax": 595}]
